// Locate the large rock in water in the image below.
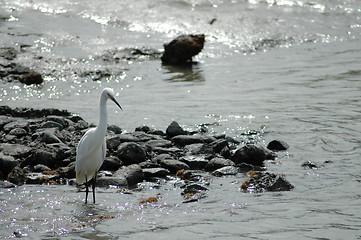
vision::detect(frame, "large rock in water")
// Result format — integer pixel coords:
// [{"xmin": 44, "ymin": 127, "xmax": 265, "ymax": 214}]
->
[
  {"xmin": 116, "ymin": 142, "xmax": 147, "ymax": 165},
  {"xmin": 231, "ymin": 144, "xmax": 276, "ymax": 166},
  {"xmin": 161, "ymin": 34, "xmax": 205, "ymax": 65}
]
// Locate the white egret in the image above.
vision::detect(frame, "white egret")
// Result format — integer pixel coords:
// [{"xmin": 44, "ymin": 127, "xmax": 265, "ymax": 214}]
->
[{"xmin": 75, "ymin": 88, "xmax": 122, "ymax": 204}]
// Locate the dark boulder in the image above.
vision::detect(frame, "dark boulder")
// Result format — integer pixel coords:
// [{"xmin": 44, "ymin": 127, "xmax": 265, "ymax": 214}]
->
[
  {"xmin": 184, "ymin": 143, "xmax": 214, "ymax": 156},
  {"xmin": 211, "ymin": 139, "xmax": 229, "ymax": 153},
  {"xmin": 114, "ymin": 164, "xmax": 145, "ymax": 186},
  {"xmin": 96, "ymin": 176, "xmax": 127, "ymax": 187},
  {"xmin": 166, "ymin": 121, "xmax": 186, "ymax": 138},
  {"xmin": 241, "ymin": 171, "xmax": 294, "ymax": 192},
  {"xmin": 179, "ymin": 156, "xmax": 208, "ymax": 170},
  {"xmin": 159, "ymin": 159, "xmax": 190, "ymax": 173},
  {"xmin": 106, "ymin": 135, "xmax": 121, "ymax": 150},
  {"xmin": 100, "ymin": 156, "xmax": 122, "ymax": 171},
  {"xmin": 142, "ymin": 167, "xmax": 170, "ymax": 179},
  {"xmin": 172, "ymin": 135, "xmax": 216, "ymax": 147},
  {"xmin": 20, "ymin": 72, "xmax": 43, "ymax": 85},
  {"xmin": 161, "ymin": 34, "xmax": 205, "ymax": 65},
  {"xmin": 107, "ymin": 125, "xmax": 122, "ymax": 134},
  {"xmin": 231, "ymin": 144, "xmax": 276, "ymax": 166},
  {"xmin": 0, "ymin": 143, "xmax": 32, "ymax": 158},
  {"xmin": 116, "ymin": 142, "xmax": 147, "ymax": 165},
  {"xmin": 205, "ymin": 157, "xmax": 235, "ymax": 171},
  {"xmin": 267, "ymin": 140, "xmax": 289, "ymax": 151},
  {"xmin": 0, "ymin": 153, "xmax": 19, "ymax": 177}
]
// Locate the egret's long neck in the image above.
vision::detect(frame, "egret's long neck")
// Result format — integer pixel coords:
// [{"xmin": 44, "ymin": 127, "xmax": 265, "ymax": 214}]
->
[{"xmin": 96, "ymin": 95, "xmax": 108, "ymax": 136}]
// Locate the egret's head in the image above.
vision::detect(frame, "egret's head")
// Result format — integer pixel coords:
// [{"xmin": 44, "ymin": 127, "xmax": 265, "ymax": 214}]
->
[{"xmin": 103, "ymin": 88, "xmax": 122, "ymax": 110}]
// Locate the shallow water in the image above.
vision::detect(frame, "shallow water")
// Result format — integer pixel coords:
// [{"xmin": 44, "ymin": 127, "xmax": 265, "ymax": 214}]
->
[{"xmin": 1, "ymin": 0, "xmax": 361, "ymax": 239}]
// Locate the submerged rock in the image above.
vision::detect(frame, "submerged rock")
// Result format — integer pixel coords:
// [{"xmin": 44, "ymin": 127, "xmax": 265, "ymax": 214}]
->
[
  {"xmin": 19, "ymin": 72, "xmax": 43, "ymax": 85},
  {"xmin": 241, "ymin": 171, "xmax": 294, "ymax": 192},
  {"xmin": 161, "ymin": 34, "xmax": 205, "ymax": 65},
  {"xmin": 7, "ymin": 166, "xmax": 25, "ymax": 186}
]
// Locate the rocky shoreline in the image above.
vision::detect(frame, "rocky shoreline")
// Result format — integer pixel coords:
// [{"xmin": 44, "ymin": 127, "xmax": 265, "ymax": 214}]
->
[{"xmin": 0, "ymin": 105, "xmax": 294, "ymax": 201}]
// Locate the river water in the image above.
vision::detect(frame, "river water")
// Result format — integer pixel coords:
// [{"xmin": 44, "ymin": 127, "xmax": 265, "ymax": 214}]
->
[{"xmin": 1, "ymin": 0, "xmax": 361, "ymax": 239}]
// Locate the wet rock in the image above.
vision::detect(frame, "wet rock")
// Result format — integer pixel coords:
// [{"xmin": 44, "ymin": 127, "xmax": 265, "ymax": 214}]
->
[
  {"xmin": 96, "ymin": 176, "xmax": 127, "ymax": 187},
  {"xmin": 241, "ymin": 171, "xmax": 294, "ymax": 192},
  {"xmin": 107, "ymin": 125, "xmax": 122, "ymax": 134},
  {"xmin": 3, "ymin": 120, "xmax": 29, "ymax": 133},
  {"xmin": 0, "ymin": 143, "xmax": 32, "ymax": 158},
  {"xmin": 0, "ymin": 116, "xmax": 14, "ymax": 129},
  {"xmin": 159, "ymin": 159, "xmax": 190, "ymax": 173},
  {"xmin": 210, "ymin": 139, "xmax": 229, "ymax": 154},
  {"xmin": 117, "ymin": 133, "xmax": 141, "ymax": 143},
  {"xmin": 181, "ymin": 183, "xmax": 208, "ymax": 195},
  {"xmin": 139, "ymin": 161, "xmax": 161, "ymax": 169},
  {"xmin": 231, "ymin": 144, "xmax": 276, "ymax": 167},
  {"xmin": 57, "ymin": 164, "xmax": 75, "ymax": 179},
  {"xmin": 117, "ymin": 142, "xmax": 147, "ymax": 165},
  {"xmin": 179, "ymin": 155, "xmax": 208, "ymax": 170},
  {"xmin": 114, "ymin": 164, "xmax": 145, "ymax": 186},
  {"xmin": 100, "ymin": 156, "xmax": 122, "ymax": 171},
  {"xmin": 135, "ymin": 125, "xmax": 151, "ymax": 133},
  {"xmin": 172, "ymin": 135, "xmax": 216, "ymax": 147},
  {"xmin": 33, "ymin": 164, "xmax": 51, "ymax": 172},
  {"xmin": 161, "ymin": 34, "xmax": 205, "ymax": 65},
  {"xmin": 9, "ymin": 127, "xmax": 27, "ymax": 137},
  {"xmin": 106, "ymin": 135, "xmax": 121, "ymax": 150},
  {"xmin": 131, "ymin": 131, "xmax": 160, "ymax": 142},
  {"xmin": 301, "ymin": 161, "xmax": 318, "ymax": 169},
  {"xmin": 220, "ymin": 146, "xmax": 231, "ymax": 159},
  {"xmin": 19, "ymin": 71, "xmax": 43, "ymax": 85},
  {"xmin": 212, "ymin": 166, "xmax": 239, "ymax": 177},
  {"xmin": 0, "ymin": 106, "xmax": 71, "ymax": 118},
  {"xmin": 267, "ymin": 140, "xmax": 289, "ymax": 151},
  {"xmin": 74, "ymin": 120, "xmax": 89, "ymax": 130},
  {"xmin": 40, "ymin": 121, "xmax": 64, "ymax": 130},
  {"xmin": 146, "ymin": 139, "xmax": 173, "ymax": 150},
  {"xmin": 0, "ymin": 47, "xmax": 17, "ymax": 60},
  {"xmin": 46, "ymin": 116, "xmax": 68, "ymax": 129},
  {"xmin": 184, "ymin": 143, "xmax": 214, "ymax": 156},
  {"xmin": 0, "ymin": 153, "xmax": 19, "ymax": 177},
  {"xmin": 166, "ymin": 121, "xmax": 186, "ymax": 138},
  {"xmin": 7, "ymin": 166, "xmax": 25, "ymax": 185},
  {"xmin": 142, "ymin": 167, "xmax": 170, "ymax": 179},
  {"xmin": 152, "ymin": 146, "xmax": 183, "ymax": 155},
  {"xmin": 33, "ymin": 128, "xmax": 63, "ymax": 144},
  {"xmin": 25, "ymin": 172, "xmax": 59, "ymax": 184},
  {"xmin": 205, "ymin": 157, "xmax": 235, "ymax": 171},
  {"xmin": 31, "ymin": 150, "xmax": 57, "ymax": 169}
]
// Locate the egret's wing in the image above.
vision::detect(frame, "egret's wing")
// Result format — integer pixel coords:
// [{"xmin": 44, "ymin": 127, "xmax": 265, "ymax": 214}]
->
[{"xmin": 102, "ymin": 139, "xmax": 106, "ymax": 160}]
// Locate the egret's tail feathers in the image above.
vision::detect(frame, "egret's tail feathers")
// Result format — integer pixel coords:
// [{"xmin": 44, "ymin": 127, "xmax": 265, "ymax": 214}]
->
[{"xmin": 76, "ymin": 171, "xmax": 95, "ymax": 185}]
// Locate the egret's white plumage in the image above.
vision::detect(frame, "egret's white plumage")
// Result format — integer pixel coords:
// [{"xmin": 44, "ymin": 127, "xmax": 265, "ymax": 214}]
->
[{"xmin": 75, "ymin": 88, "xmax": 122, "ymax": 203}]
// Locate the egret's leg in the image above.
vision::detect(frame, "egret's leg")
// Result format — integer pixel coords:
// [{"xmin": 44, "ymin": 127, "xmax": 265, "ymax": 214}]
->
[
  {"xmin": 92, "ymin": 172, "xmax": 97, "ymax": 203},
  {"xmin": 85, "ymin": 174, "xmax": 88, "ymax": 204}
]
